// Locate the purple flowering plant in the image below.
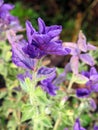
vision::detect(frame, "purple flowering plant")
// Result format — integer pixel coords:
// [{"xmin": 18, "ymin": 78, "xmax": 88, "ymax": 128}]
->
[{"xmin": 0, "ymin": 1, "xmax": 98, "ymax": 130}]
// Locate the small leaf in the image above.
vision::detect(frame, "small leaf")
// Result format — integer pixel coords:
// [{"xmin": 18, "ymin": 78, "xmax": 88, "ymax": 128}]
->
[
  {"xmin": 73, "ymin": 74, "xmax": 89, "ymax": 84},
  {"xmin": 0, "ymin": 91, "xmax": 7, "ymax": 99},
  {"xmin": 56, "ymin": 68, "xmax": 64, "ymax": 75},
  {"xmin": 21, "ymin": 104, "xmax": 34, "ymax": 122},
  {"xmin": 41, "ymin": 117, "xmax": 52, "ymax": 128}
]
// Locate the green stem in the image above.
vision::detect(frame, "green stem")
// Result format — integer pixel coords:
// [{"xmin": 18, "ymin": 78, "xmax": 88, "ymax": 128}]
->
[
  {"xmin": 53, "ymin": 113, "xmax": 62, "ymax": 130},
  {"xmin": 67, "ymin": 74, "xmax": 74, "ymax": 92},
  {"xmin": 33, "ymin": 120, "xmax": 38, "ymax": 130}
]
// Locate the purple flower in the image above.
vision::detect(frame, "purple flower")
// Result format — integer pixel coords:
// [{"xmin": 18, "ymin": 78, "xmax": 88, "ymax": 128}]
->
[
  {"xmin": 37, "ymin": 66, "xmax": 56, "ymax": 79},
  {"xmin": 65, "ymin": 119, "xmax": 98, "ymax": 130},
  {"xmin": 8, "ymin": 31, "xmax": 36, "ymax": 70},
  {"xmin": 0, "ymin": 0, "xmax": 22, "ymax": 40},
  {"xmin": 23, "ymin": 18, "xmax": 70, "ymax": 58},
  {"xmin": 40, "ymin": 72, "xmax": 58, "ymax": 96},
  {"xmin": 18, "ymin": 66, "xmax": 58, "ymax": 96},
  {"xmin": 94, "ymin": 125, "xmax": 98, "ymax": 130},
  {"xmin": 73, "ymin": 119, "xmax": 86, "ymax": 130},
  {"xmin": 64, "ymin": 31, "xmax": 96, "ymax": 74},
  {"xmin": 64, "ymin": 118, "xmax": 86, "ymax": 130},
  {"xmin": 76, "ymin": 67, "xmax": 98, "ymax": 97},
  {"xmin": 0, "ymin": 0, "xmax": 15, "ymax": 24}
]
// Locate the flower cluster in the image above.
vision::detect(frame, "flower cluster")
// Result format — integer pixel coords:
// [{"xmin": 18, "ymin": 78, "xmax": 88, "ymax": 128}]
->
[{"xmin": 8, "ymin": 17, "xmax": 71, "ymax": 96}]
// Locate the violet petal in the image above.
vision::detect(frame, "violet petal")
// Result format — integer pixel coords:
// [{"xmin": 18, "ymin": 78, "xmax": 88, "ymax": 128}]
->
[
  {"xmin": 80, "ymin": 53, "xmax": 95, "ymax": 66},
  {"xmin": 70, "ymin": 55, "xmax": 79, "ymax": 74},
  {"xmin": 77, "ymin": 31, "xmax": 87, "ymax": 52},
  {"xmin": 76, "ymin": 88, "xmax": 91, "ymax": 97},
  {"xmin": 38, "ymin": 17, "xmax": 45, "ymax": 34}
]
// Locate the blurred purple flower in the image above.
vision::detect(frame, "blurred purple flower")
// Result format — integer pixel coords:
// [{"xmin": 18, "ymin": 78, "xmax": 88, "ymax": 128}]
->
[
  {"xmin": 0, "ymin": 0, "xmax": 22, "ymax": 40},
  {"xmin": 89, "ymin": 98, "xmax": 97, "ymax": 111},
  {"xmin": 65, "ymin": 119, "xmax": 98, "ymax": 130},
  {"xmin": 76, "ymin": 67, "xmax": 98, "ymax": 97},
  {"xmin": 18, "ymin": 66, "xmax": 58, "ymax": 96},
  {"xmin": 94, "ymin": 125, "xmax": 98, "ymax": 130},
  {"xmin": 73, "ymin": 119, "xmax": 86, "ymax": 130},
  {"xmin": 23, "ymin": 18, "xmax": 70, "ymax": 58},
  {"xmin": 64, "ymin": 118, "xmax": 86, "ymax": 130},
  {"xmin": 64, "ymin": 31, "xmax": 96, "ymax": 74}
]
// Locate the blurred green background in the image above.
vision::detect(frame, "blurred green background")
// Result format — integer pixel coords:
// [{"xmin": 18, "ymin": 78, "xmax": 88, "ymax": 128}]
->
[{"xmin": 5, "ymin": 0, "xmax": 98, "ymax": 42}]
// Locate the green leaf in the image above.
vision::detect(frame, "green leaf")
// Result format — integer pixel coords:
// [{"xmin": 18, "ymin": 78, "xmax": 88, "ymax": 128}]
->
[
  {"xmin": 41, "ymin": 117, "xmax": 52, "ymax": 128},
  {"xmin": 56, "ymin": 68, "xmax": 64, "ymax": 75},
  {"xmin": 81, "ymin": 114, "xmax": 92, "ymax": 127},
  {"xmin": 0, "ymin": 91, "xmax": 7, "ymax": 99},
  {"xmin": 19, "ymin": 77, "xmax": 32, "ymax": 92},
  {"xmin": 35, "ymin": 87, "xmax": 49, "ymax": 105},
  {"xmin": 73, "ymin": 74, "xmax": 89, "ymax": 84},
  {"xmin": 21, "ymin": 104, "xmax": 34, "ymax": 122}
]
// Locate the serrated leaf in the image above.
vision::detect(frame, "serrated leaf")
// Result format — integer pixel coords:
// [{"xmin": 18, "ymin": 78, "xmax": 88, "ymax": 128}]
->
[
  {"xmin": 19, "ymin": 77, "xmax": 32, "ymax": 92},
  {"xmin": 21, "ymin": 104, "xmax": 34, "ymax": 122},
  {"xmin": 41, "ymin": 117, "xmax": 52, "ymax": 128},
  {"xmin": 35, "ymin": 87, "xmax": 49, "ymax": 105}
]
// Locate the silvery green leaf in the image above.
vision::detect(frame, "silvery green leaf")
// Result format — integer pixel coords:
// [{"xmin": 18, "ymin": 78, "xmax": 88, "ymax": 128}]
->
[
  {"xmin": 21, "ymin": 104, "xmax": 34, "ymax": 122},
  {"xmin": 73, "ymin": 74, "xmax": 89, "ymax": 84}
]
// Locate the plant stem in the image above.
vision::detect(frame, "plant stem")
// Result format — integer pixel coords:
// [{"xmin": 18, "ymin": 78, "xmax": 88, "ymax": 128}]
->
[
  {"xmin": 53, "ymin": 113, "xmax": 62, "ymax": 130},
  {"xmin": 67, "ymin": 74, "xmax": 74, "ymax": 92}
]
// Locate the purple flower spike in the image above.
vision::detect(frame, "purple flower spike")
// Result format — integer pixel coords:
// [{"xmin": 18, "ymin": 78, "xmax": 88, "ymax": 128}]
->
[{"xmin": 24, "ymin": 18, "xmax": 70, "ymax": 58}]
